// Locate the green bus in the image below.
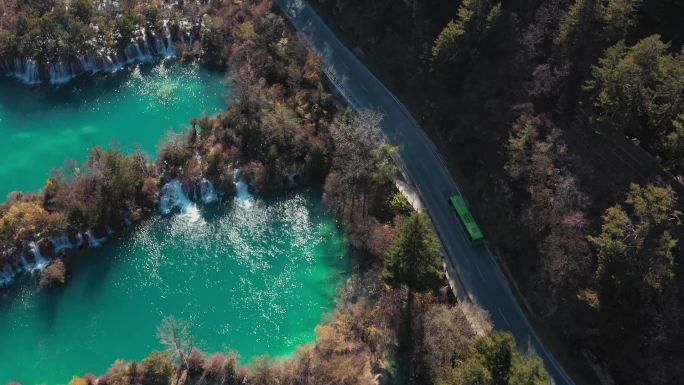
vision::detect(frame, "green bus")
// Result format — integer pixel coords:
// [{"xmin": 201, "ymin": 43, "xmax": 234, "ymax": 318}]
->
[{"xmin": 449, "ymin": 195, "xmax": 484, "ymax": 244}]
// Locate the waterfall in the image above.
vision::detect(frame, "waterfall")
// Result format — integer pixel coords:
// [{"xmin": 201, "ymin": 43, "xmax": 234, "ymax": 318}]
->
[
  {"xmin": 123, "ymin": 42, "xmax": 145, "ymax": 64},
  {"xmin": 19, "ymin": 255, "xmax": 30, "ymax": 271},
  {"xmin": 75, "ymin": 232, "xmax": 85, "ymax": 247},
  {"xmin": 162, "ymin": 31, "xmax": 177, "ymax": 57},
  {"xmin": 79, "ymin": 54, "xmax": 99, "ymax": 73},
  {"xmin": 48, "ymin": 61, "xmax": 77, "ymax": 84},
  {"xmin": 1, "ymin": 23, "xmax": 189, "ymax": 85},
  {"xmin": 0, "ymin": 264, "xmax": 15, "ymax": 286},
  {"xmin": 29, "ymin": 242, "xmax": 48, "ymax": 271},
  {"xmin": 80, "ymin": 54, "xmax": 120, "ymax": 74},
  {"xmin": 233, "ymin": 169, "xmax": 253, "ymax": 207},
  {"xmin": 3, "ymin": 58, "xmax": 41, "ymax": 85},
  {"xmin": 159, "ymin": 179, "xmax": 201, "ymax": 222},
  {"xmin": 51, "ymin": 233, "xmax": 75, "ymax": 253},
  {"xmin": 199, "ymin": 178, "xmax": 218, "ymax": 203},
  {"xmin": 287, "ymin": 172, "xmax": 298, "ymax": 187},
  {"xmin": 85, "ymin": 230, "xmax": 104, "ymax": 247}
]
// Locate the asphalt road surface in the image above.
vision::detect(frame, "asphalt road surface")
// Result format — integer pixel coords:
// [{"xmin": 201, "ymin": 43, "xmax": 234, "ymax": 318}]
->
[{"xmin": 276, "ymin": 1, "xmax": 577, "ymax": 384}]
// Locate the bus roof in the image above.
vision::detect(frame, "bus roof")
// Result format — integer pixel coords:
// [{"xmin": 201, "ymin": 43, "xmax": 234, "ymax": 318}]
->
[{"xmin": 449, "ymin": 195, "xmax": 484, "ymax": 242}]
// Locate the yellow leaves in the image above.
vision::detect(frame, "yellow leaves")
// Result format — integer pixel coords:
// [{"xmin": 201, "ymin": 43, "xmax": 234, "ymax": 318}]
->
[
  {"xmin": 0, "ymin": 201, "xmax": 67, "ymax": 242},
  {"xmin": 0, "ymin": 201, "xmax": 47, "ymax": 242},
  {"xmin": 276, "ymin": 37, "xmax": 288, "ymax": 51},
  {"xmin": 577, "ymin": 288, "xmax": 600, "ymax": 309},
  {"xmin": 67, "ymin": 376, "xmax": 87, "ymax": 385},
  {"xmin": 303, "ymin": 53, "xmax": 322, "ymax": 85},
  {"xmin": 45, "ymin": 177, "xmax": 57, "ymax": 187},
  {"xmin": 235, "ymin": 21, "xmax": 256, "ymax": 41}
]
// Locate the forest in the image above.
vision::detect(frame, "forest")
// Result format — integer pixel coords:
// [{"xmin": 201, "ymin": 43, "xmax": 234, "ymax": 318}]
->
[
  {"xmin": 1, "ymin": 1, "xmax": 551, "ymax": 385},
  {"xmin": 312, "ymin": 0, "xmax": 684, "ymax": 384}
]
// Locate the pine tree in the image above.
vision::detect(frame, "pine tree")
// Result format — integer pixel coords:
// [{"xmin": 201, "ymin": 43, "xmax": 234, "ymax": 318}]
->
[{"xmin": 382, "ymin": 212, "xmax": 444, "ymax": 325}]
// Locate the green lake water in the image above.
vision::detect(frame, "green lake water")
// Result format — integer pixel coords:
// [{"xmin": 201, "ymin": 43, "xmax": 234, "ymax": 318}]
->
[
  {"xmin": 0, "ymin": 60, "xmax": 226, "ymax": 198},
  {"xmin": 0, "ymin": 190, "xmax": 352, "ymax": 384},
  {"xmin": 0, "ymin": 62, "xmax": 353, "ymax": 384}
]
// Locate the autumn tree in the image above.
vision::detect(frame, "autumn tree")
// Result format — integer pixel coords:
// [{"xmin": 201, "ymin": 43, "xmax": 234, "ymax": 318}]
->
[
  {"xmin": 157, "ymin": 316, "xmax": 194, "ymax": 371},
  {"xmin": 503, "ymin": 113, "xmax": 591, "ymax": 312},
  {"xmin": 326, "ymin": 109, "xmax": 396, "ymax": 220},
  {"xmin": 39, "ymin": 258, "xmax": 67, "ymax": 288},
  {"xmin": 141, "ymin": 351, "xmax": 175, "ymax": 385},
  {"xmin": 415, "ymin": 303, "xmax": 478, "ymax": 379}
]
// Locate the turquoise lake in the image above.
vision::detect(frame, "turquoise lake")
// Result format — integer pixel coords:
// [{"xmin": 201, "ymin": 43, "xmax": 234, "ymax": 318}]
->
[
  {"xmin": 0, "ymin": 62, "xmax": 353, "ymax": 384},
  {"xmin": 0, "ymin": 190, "xmax": 352, "ymax": 385},
  {"xmin": 0, "ymin": 60, "xmax": 226, "ymax": 198}
]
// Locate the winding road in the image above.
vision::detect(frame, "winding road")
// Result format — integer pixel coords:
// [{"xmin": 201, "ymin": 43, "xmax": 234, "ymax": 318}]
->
[{"xmin": 277, "ymin": 1, "xmax": 576, "ymax": 384}]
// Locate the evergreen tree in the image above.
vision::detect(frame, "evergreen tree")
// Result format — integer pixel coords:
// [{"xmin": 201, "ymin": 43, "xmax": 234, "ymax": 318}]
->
[
  {"xmin": 382, "ymin": 212, "xmax": 444, "ymax": 293},
  {"xmin": 382, "ymin": 212, "xmax": 444, "ymax": 329},
  {"xmin": 431, "ymin": 0, "xmax": 504, "ymax": 78},
  {"xmin": 584, "ymin": 35, "xmax": 684, "ymax": 171},
  {"xmin": 589, "ymin": 183, "xmax": 678, "ymax": 306},
  {"xmin": 475, "ymin": 332, "xmax": 515, "ymax": 385}
]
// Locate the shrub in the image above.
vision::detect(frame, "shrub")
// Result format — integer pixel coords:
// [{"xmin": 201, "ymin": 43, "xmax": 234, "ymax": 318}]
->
[
  {"xmin": 140, "ymin": 351, "xmax": 175, "ymax": 385},
  {"xmin": 39, "ymin": 259, "xmax": 67, "ymax": 289},
  {"xmin": 67, "ymin": 376, "xmax": 87, "ymax": 385}
]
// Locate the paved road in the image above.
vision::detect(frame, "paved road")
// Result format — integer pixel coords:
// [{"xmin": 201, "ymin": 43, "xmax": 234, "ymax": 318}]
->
[{"xmin": 277, "ymin": 1, "xmax": 576, "ymax": 384}]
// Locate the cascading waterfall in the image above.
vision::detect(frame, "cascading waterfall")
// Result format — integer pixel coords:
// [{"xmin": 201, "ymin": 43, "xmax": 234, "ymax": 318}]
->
[
  {"xmin": 75, "ymin": 232, "xmax": 85, "ymax": 247},
  {"xmin": 2, "ymin": 58, "xmax": 41, "ymax": 85},
  {"xmin": 159, "ymin": 179, "xmax": 201, "ymax": 222},
  {"xmin": 85, "ymin": 230, "xmax": 104, "ymax": 247},
  {"xmin": 51, "ymin": 233, "xmax": 76, "ymax": 253},
  {"xmin": 29, "ymin": 242, "xmax": 48, "ymax": 271},
  {"xmin": 2, "ymin": 177, "xmax": 222, "ymax": 286},
  {"xmin": 234, "ymin": 169, "xmax": 253, "ymax": 207},
  {"xmin": 0, "ymin": 22, "xmax": 192, "ymax": 85},
  {"xmin": 199, "ymin": 178, "xmax": 218, "ymax": 203},
  {"xmin": 48, "ymin": 61, "xmax": 78, "ymax": 84},
  {"xmin": 1, "ymin": 231, "xmax": 89, "ymax": 286},
  {"xmin": 0, "ymin": 264, "xmax": 15, "ymax": 286}
]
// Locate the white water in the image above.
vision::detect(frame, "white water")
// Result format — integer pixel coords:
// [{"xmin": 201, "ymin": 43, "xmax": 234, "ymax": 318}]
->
[
  {"xmin": 29, "ymin": 242, "xmax": 48, "ymax": 272},
  {"xmin": 234, "ymin": 169, "xmax": 253, "ymax": 207},
  {"xmin": 51, "ymin": 234, "xmax": 76, "ymax": 253},
  {"xmin": 1, "ymin": 177, "xmax": 224, "ymax": 287},
  {"xmin": 48, "ymin": 61, "xmax": 78, "ymax": 85},
  {"xmin": 0, "ymin": 264, "xmax": 15, "ymax": 286},
  {"xmin": 200, "ymin": 178, "xmax": 218, "ymax": 203},
  {"xmin": 85, "ymin": 230, "xmax": 104, "ymax": 247},
  {"xmin": 159, "ymin": 179, "xmax": 201, "ymax": 223},
  {"xmin": 1, "ymin": 24, "xmax": 186, "ymax": 85},
  {"xmin": 1, "ymin": 58, "xmax": 41, "ymax": 85},
  {"xmin": 75, "ymin": 232, "xmax": 85, "ymax": 247}
]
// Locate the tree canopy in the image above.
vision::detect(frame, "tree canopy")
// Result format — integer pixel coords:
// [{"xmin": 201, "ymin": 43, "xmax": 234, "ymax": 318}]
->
[{"xmin": 382, "ymin": 212, "xmax": 444, "ymax": 292}]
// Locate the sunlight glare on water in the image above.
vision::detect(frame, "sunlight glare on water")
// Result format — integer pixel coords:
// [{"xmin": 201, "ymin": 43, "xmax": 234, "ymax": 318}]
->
[{"xmin": 0, "ymin": 190, "xmax": 352, "ymax": 385}]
